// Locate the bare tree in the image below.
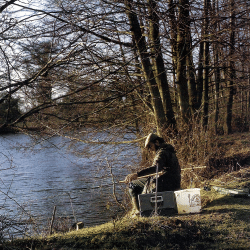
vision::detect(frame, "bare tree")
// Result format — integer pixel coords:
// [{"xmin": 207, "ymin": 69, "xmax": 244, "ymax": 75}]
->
[{"xmin": 0, "ymin": 0, "xmax": 249, "ymax": 135}]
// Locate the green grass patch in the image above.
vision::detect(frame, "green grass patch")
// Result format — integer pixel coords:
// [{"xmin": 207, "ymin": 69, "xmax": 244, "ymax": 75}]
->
[{"xmin": 5, "ymin": 183, "xmax": 250, "ymax": 250}]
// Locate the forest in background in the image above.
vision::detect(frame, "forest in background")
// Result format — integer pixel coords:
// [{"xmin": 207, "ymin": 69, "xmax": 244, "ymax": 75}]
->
[{"xmin": 0, "ymin": 0, "xmax": 249, "ymax": 147}]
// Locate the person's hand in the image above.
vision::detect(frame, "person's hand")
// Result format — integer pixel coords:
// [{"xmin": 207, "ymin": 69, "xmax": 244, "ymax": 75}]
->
[{"xmin": 124, "ymin": 173, "xmax": 138, "ymax": 183}]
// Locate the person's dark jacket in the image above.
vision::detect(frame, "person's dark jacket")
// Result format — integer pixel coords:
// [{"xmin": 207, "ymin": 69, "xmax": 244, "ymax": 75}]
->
[{"xmin": 137, "ymin": 143, "xmax": 181, "ymax": 192}]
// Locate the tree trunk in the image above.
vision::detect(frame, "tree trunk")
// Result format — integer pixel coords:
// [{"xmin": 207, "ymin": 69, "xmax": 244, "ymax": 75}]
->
[
  {"xmin": 168, "ymin": 0, "xmax": 177, "ymax": 86},
  {"xmin": 168, "ymin": 0, "xmax": 178, "ymax": 114},
  {"xmin": 175, "ymin": 0, "xmax": 190, "ymax": 121},
  {"xmin": 125, "ymin": 0, "xmax": 167, "ymax": 135},
  {"xmin": 197, "ymin": 42, "xmax": 204, "ymax": 110},
  {"xmin": 213, "ymin": 47, "xmax": 220, "ymax": 134},
  {"xmin": 224, "ymin": 0, "xmax": 235, "ymax": 134},
  {"xmin": 212, "ymin": 0, "xmax": 220, "ymax": 134},
  {"xmin": 148, "ymin": 0, "xmax": 177, "ymax": 131},
  {"xmin": 202, "ymin": 0, "xmax": 210, "ymax": 128},
  {"xmin": 185, "ymin": 0, "xmax": 197, "ymax": 114}
]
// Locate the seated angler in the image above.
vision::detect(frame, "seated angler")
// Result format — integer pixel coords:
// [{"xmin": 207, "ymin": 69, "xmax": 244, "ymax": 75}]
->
[{"xmin": 124, "ymin": 133, "xmax": 181, "ymax": 216}]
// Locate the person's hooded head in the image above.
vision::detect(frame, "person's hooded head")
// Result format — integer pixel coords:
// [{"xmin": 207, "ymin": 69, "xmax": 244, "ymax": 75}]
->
[{"xmin": 144, "ymin": 133, "xmax": 164, "ymax": 151}]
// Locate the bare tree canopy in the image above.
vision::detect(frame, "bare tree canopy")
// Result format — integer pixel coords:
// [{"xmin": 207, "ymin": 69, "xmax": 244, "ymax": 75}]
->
[{"xmin": 0, "ymin": 0, "xmax": 249, "ymax": 136}]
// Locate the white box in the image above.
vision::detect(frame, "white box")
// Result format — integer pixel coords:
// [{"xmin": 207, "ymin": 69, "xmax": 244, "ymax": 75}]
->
[{"xmin": 174, "ymin": 188, "xmax": 201, "ymax": 214}]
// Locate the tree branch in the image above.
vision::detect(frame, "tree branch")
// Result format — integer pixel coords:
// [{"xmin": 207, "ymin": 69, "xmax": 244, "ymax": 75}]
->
[
  {"xmin": 13, "ymin": 3, "xmax": 133, "ymax": 48},
  {"xmin": 0, "ymin": 0, "xmax": 17, "ymax": 13}
]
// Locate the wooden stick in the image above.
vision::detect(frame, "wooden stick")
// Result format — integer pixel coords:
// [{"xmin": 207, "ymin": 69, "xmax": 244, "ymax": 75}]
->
[
  {"xmin": 119, "ymin": 171, "xmax": 164, "ymax": 183},
  {"xmin": 182, "ymin": 166, "xmax": 207, "ymax": 170},
  {"xmin": 49, "ymin": 206, "xmax": 57, "ymax": 235}
]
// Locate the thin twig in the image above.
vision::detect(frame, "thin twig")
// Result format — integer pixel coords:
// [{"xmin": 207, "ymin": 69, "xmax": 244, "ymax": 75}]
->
[
  {"xmin": 49, "ymin": 206, "xmax": 57, "ymax": 235},
  {"xmin": 68, "ymin": 192, "xmax": 77, "ymax": 224},
  {"xmin": 106, "ymin": 158, "xmax": 126, "ymax": 210}
]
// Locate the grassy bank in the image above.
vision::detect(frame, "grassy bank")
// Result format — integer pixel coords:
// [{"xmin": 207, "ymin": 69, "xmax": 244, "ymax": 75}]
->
[
  {"xmin": 4, "ymin": 166, "xmax": 249, "ymax": 250},
  {"xmin": 3, "ymin": 133, "xmax": 250, "ymax": 250}
]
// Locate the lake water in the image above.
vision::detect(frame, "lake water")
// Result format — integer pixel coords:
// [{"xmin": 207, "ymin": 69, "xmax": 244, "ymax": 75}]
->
[{"xmin": 0, "ymin": 132, "xmax": 141, "ymax": 236}]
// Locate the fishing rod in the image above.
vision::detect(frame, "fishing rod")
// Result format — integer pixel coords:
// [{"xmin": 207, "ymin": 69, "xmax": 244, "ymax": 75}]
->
[
  {"xmin": 119, "ymin": 171, "xmax": 164, "ymax": 183},
  {"xmin": 81, "ymin": 171, "xmax": 164, "ymax": 190},
  {"xmin": 74, "ymin": 166, "xmax": 206, "ymax": 191},
  {"xmin": 81, "ymin": 166, "xmax": 205, "ymax": 190}
]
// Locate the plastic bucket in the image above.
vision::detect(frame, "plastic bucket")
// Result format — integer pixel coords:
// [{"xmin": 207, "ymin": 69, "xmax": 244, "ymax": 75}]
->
[{"xmin": 174, "ymin": 188, "xmax": 201, "ymax": 214}]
